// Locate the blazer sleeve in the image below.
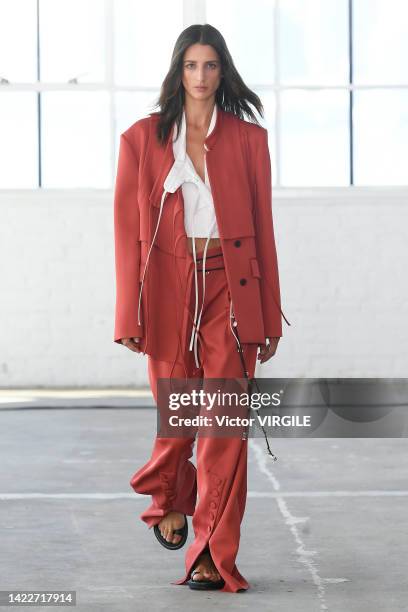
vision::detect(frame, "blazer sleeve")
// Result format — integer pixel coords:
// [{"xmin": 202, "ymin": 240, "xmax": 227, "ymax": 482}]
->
[
  {"xmin": 113, "ymin": 133, "xmax": 144, "ymax": 344},
  {"xmin": 253, "ymin": 128, "xmax": 284, "ymax": 338}
]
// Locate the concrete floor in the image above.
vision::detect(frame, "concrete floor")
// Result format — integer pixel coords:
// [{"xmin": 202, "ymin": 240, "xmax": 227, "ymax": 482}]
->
[{"xmin": 0, "ymin": 391, "xmax": 407, "ymax": 611}]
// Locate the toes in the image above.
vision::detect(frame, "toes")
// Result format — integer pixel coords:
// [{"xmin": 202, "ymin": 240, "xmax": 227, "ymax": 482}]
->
[
  {"xmin": 190, "ymin": 552, "xmax": 223, "ymax": 584},
  {"xmin": 190, "ymin": 563, "xmax": 221, "ymax": 583},
  {"xmin": 158, "ymin": 521, "xmax": 166, "ymax": 538},
  {"xmin": 202, "ymin": 567, "xmax": 212, "ymax": 578},
  {"xmin": 192, "ymin": 571, "xmax": 202, "ymax": 582},
  {"xmin": 161, "ymin": 527, "xmax": 182, "ymax": 544},
  {"xmin": 158, "ymin": 513, "xmax": 186, "ymax": 544},
  {"xmin": 192, "ymin": 566, "xmax": 206, "ymax": 582}
]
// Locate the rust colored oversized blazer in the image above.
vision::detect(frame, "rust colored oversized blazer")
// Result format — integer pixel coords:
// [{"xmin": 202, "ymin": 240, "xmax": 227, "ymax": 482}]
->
[{"xmin": 113, "ymin": 104, "xmax": 290, "ymax": 363}]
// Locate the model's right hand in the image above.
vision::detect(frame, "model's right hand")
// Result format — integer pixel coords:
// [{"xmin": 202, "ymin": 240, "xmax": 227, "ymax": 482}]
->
[{"xmin": 121, "ymin": 337, "xmax": 143, "ymax": 353}]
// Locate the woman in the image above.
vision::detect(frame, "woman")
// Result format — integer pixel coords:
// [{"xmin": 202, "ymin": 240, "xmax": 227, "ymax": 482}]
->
[{"xmin": 113, "ymin": 24, "xmax": 290, "ymax": 593}]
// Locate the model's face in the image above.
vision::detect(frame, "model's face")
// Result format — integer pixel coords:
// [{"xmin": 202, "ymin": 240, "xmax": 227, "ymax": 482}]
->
[{"xmin": 181, "ymin": 43, "xmax": 222, "ymax": 102}]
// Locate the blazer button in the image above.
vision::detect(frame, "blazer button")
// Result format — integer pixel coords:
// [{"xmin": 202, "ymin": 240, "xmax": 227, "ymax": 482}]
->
[
  {"xmin": 234, "ymin": 240, "xmax": 241, "ymax": 247},
  {"xmin": 240, "ymin": 278, "xmax": 247, "ymax": 286}
]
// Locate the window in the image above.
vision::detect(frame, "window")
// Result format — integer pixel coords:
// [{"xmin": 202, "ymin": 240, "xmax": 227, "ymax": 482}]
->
[
  {"xmin": 0, "ymin": 0, "xmax": 182, "ymax": 188},
  {"xmin": 0, "ymin": 0, "xmax": 406, "ymax": 188},
  {"xmin": 208, "ymin": 0, "xmax": 408, "ymax": 187}
]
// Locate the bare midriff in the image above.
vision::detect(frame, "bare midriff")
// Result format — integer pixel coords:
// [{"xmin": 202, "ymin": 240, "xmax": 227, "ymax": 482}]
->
[{"xmin": 187, "ymin": 237, "xmax": 221, "ymax": 254}]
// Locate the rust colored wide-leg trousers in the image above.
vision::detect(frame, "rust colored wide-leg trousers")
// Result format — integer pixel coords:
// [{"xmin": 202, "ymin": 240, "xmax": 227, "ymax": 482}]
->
[{"xmin": 129, "ymin": 245, "xmax": 258, "ymax": 593}]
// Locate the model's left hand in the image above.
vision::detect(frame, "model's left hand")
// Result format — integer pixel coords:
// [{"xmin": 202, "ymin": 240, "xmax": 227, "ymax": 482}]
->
[{"xmin": 257, "ymin": 337, "xmax": 280, "ymax": 363}]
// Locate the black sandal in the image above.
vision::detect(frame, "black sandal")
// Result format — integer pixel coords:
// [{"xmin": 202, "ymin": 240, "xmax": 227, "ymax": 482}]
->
[
  {"xmin": 153, "ymin": 514, "xmax": 188, "ymax": 550},
  {"xmin": 187, "ymin": 552, "xmax": 225, "ymax": 590}
]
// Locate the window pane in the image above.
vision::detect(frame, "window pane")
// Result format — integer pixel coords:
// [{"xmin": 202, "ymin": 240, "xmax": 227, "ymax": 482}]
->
[
  {"xmin": 0, "ymin": 0, "xmax": 37, "ymax": 82},
  {"xmin": 0, "ymin": 92, "xmax": 38, "ymax": 188},
  {"xmin": 354, "ymin": 89, "xmax": 408, "ymax": 186},
  {"xmin": 253, "ymin": 89, "xmax": 277, "ymax": 186},
  {"xmin": 207, "ymin": 0, "xmax": 275, "ymax": 85},
  {"xmin": 280, "ymin": 90, "xmax": 349, "ymax": 186},
  {"xmin": 40, "ymin": 0, "xmax": 106, "ymax": 83},
  {"xmin": 279, "ymin": 0, "xmax": 349, "ymax": 85},
  {"xmin": 41, "ymin": 91, "xmax": 111, "ymax": 188},
  {"xmin": 114, "ymin": 0, "xmax": 183, "ymax": 87},
  {"xmin": 353, "ymin": 0, "xmax": 408, "ymax": 84}
]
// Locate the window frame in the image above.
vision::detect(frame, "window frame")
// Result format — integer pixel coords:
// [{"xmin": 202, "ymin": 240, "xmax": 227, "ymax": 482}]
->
[{"xmin": 0, "ymin": 0, "xmax": 407, "ymax": 190}]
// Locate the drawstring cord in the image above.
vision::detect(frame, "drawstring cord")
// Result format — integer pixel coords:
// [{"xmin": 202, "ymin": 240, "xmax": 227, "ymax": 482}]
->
[
  {"xmin": 187, "ymin": 138, "xmax": 218, "ymax": 368},
  {"xmin": 229, "ymin": 300, "xmax": 278, "ymax": 461},
  {"xmin": 169, "ymin": 209, "xmax": 189, "ymax": 383},
  {"xmin": 188, "ymin": 214, "xmax": 200, "ymax": 360},
  {"xmin": 189, "ymin": 230, "xmax": 217, "ymax": 369},
  {"xmin": 138, "ymin": 188, "xmax": 169, "ymax": 327}
]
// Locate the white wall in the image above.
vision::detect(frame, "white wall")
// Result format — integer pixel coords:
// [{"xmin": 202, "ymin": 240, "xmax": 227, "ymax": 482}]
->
[{"xmin": 0, "ymin": 188, "xmax": 407, "ymax": 387}]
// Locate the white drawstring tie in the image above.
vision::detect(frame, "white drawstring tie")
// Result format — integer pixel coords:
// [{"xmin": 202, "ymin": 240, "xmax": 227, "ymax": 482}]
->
[
  {"xmin": 188, "ymin": 215, "xmax": 218, "ymax": 369},
  {"xmin": 137, "ymin": 187, "xmax": 169, "ymax": 326}
]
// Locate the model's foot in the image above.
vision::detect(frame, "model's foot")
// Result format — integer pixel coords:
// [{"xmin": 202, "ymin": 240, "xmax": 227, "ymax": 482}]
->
[
  {"xmin": 157, "ymin": 511, "xmax": 185, "ymax": 545},
  {"xmin": 191, "ymin": 551, "xmax": 222, "ymax": 583}
]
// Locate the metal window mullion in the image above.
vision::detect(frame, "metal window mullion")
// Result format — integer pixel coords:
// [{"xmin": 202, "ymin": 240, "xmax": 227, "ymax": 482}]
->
[
  {"xmin": 184, "ymin": 0, "xmax": 206, "ymax": 25},
  {"xmin": 274, "ymin": 0, "xmax": 281, "ymax": 187},
  {"xmin": 105, "ymin": 0, "xmax": 115, "ymax": 188},
  {"xmin": 36, "ymin": 0, "xmax": 41, "ymax": 188},
  {"xmin": 348, "ymin": 0, "xmax": 354, "ymax": 185}
]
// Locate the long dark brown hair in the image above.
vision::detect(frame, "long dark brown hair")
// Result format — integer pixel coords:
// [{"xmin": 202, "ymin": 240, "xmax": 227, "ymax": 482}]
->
[{"xmin": 150, "ymin": 24, "xmax": 264, "ymax": 146}]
